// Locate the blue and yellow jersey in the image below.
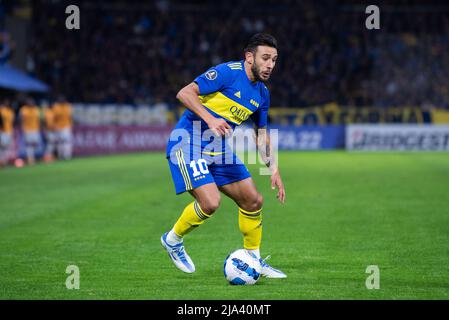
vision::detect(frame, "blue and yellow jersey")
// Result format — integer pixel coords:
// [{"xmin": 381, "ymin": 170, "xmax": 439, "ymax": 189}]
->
[
  {"xmin": 167, "ymin": 60, "xmax": 270, "ymax": 157},
  {"xmin": 194, "ymin": 60, "xmax": 270, "ymax": 128}
]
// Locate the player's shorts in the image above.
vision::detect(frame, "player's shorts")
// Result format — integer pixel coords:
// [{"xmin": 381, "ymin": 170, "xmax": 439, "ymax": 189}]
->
[
  {"xmin": 56, "ymin": 128, "xmax": 72, "ymax": 143},
  {"xmin": 24, "ymin": 131, "xmax": 40, "ymax": 145},
  {"xmin": 0, "ymin": 132, "xmax": 12, "ymax": 148},
  {"xmin": 167, "ymin": 142, "xmax": 251, "ymax": 195},
  {"xmin": 46, "ymin": 131, "xmax": 56, "ymax": 143}
]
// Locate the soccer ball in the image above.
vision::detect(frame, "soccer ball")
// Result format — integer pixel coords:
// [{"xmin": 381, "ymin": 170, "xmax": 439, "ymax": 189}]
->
[{"xmin": 223, "ymin": 249, "xmax": 261, "ymax": 285}]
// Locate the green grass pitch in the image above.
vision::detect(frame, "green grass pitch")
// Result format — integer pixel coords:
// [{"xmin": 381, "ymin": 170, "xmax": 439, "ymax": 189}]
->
[{"xmin": 0, "ymin": 151, "xmax": 448, "ymax": 299}]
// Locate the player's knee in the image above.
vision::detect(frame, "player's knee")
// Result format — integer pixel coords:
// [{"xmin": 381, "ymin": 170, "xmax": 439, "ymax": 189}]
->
[
  {"xmin": 198, "ymin": 195, "xmax": 221, "ymax": 215},
  {"xmin": 254, "ymin": 194, "xmax": 264, "ymax": 211},
  {"xmin": 242, "ymin": 193, "xmax": 263, "ymax": 212}
]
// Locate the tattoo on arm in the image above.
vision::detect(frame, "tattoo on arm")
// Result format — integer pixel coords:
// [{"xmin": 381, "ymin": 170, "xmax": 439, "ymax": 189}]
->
[{"xmin": 254, "ymin": 125, "xmax": 272, "ymax": 168}]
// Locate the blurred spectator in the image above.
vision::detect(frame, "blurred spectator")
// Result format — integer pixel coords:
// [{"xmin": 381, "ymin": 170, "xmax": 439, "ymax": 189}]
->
[
  {"xmin": 0, "ymin": 98, "xmax": 15, "ymax": 167},
  {"xmin": 41, "ymin": 101, "xmax": 56, "ymax": 162},
  {"xmin": 20, "ymin": 97, "xmax": 41, "ymax": 165},
  {"xmin": 52, "ymin": 95, "xmax": 73, "ymax": 160}
]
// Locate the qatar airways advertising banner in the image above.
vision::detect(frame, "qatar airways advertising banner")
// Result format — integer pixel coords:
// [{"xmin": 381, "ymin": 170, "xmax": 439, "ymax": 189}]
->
[
  {"xmin": 73, "ymin": 125, "xmax": 172, "ymax": 156},
  {"xmin": 72, "ymin": 124, "xmax": 347, "ymax": 156}
]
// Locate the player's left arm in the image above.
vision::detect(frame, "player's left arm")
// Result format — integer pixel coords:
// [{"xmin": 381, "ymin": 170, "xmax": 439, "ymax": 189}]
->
[
  {"xmin": 252, "ymin": 90, "xmax": 286, "ymax": 203},
  {"xmin": 255, "ymin": 125, "xmax": 285, "ymax": 203}
]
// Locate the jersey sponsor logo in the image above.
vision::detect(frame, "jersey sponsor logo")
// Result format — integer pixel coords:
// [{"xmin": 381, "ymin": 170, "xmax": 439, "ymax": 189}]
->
[
  {"xmin": 200, "ymin": 92, "xmax": 253, "ymax": 125},
  {"xmin": 234, "ymin": 91, "xmax": 241, "ymax": 98},
  {"xmin": 230, "ymin": 105, "xmax": 250, "ymax": 123},
  {"xmin": 205, "ymin": 70, "xmax": 218, "ymax": 80}
]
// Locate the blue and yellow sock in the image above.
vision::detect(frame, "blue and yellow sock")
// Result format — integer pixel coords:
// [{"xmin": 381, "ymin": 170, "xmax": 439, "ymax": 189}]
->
[
  {"xmin": 238, "ymin": 207, "xmax": 262, "ymax": 251},
  {"xmin": 172, "ymin": 201, "xmax": 211, "ymax": 238}
]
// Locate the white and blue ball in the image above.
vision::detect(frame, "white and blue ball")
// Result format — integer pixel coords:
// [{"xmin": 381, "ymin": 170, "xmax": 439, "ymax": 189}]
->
[{"xmin": 223, "ymin": 249, "xmax": 261, "ymax": 285}]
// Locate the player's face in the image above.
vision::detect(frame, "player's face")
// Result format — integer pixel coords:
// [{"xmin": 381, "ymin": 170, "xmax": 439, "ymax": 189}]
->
[{"xmin": 251, "ymin": 46, "xmax": 278, "ymax": 82}]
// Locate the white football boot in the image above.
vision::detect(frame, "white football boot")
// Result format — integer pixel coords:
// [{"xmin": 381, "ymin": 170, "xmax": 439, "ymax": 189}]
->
[
  {"xmin": 161, "ymin": 232, "xmax": 195, "ymax": 273},
  {"xmin": 259, "ymin": 255, "xmax": 287, "ymax": 278}
]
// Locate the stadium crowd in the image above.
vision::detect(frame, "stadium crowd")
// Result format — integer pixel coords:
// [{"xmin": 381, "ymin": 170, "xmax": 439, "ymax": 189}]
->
[
  {"xmin": 1, "ymin": 1, "xmax": 449, "ymax": 167},
  {"xmin": 25, "ymin": 0, "xmax": 449, "ymax": 110}
]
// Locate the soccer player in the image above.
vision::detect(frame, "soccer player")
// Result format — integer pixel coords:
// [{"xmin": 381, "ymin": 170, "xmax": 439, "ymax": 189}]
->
[
  {"xmin": 161, "ymin": 33, "xmax": 287, "ymax": 278},
  {"xmin": 20, "ymin": 98, "xmax": 41, "ymax": 165},
  {"xmin": 52, "ymin": 95, "xmax": 73, "ymax": 160},
  {"xmin": 0, "ymin": 99, "xmax": 15, "ymax": 167}
]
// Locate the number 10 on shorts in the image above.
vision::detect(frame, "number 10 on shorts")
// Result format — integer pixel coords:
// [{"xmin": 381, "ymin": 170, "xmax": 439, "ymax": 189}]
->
[{"xmin": 190, "ymin": 159, "xmax": 210, "ymax": 177}]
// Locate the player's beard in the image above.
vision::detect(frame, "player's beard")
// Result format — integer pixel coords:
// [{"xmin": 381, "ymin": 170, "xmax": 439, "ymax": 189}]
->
[{"xmin": 251, "ymin": 62, "xmax": 267, "ymax": 83}]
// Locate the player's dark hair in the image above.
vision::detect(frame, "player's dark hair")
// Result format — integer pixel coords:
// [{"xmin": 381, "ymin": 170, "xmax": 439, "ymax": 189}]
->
[{"xmin": 244, "ymin": 33, "xmax": 277, "ymax": 54}]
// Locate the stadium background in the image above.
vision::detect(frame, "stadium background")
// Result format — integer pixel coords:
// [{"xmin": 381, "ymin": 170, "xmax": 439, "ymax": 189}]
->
[
  {"xmin": 2, "ymin": 0, "xmax": 449, "ymax": 156},
  {"xmin": 1, "ymin": 0, "xmax": 449, "ymax": 300}
]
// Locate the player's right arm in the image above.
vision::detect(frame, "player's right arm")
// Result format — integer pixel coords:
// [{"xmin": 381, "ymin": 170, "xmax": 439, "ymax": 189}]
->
[
  {"xmin": 176, "ymin": 82, "xmax": 231, "ymax": 137},
  {"xmin": 177, "ymin": 64, "xmax": 235, "ymax": 137}
]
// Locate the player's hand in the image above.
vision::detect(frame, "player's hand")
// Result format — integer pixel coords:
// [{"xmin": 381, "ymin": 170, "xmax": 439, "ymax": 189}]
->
[
  {"xmin": 206, "ymin": 117, "xmax": 232, "ymax": 137},
  {"xmin": 270, "ymin": 169, "xmax": 286, "ymax": 203}
]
